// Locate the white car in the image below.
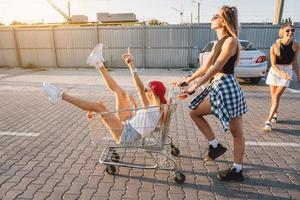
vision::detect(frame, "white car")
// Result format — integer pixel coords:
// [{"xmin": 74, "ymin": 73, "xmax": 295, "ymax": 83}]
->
[{"xmin": 198, "ymin": 40, "xmax": 267, "ymax": 84}]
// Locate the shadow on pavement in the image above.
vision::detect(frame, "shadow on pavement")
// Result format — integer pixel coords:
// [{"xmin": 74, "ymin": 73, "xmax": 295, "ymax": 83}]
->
[
  {"xmin": 272, "ymin": 128, "xmax": 300, "ymax": 136},
  {"xmin": 216, "ymin": 160, "xmax": 298, "ymax": 174},
  {"xmin": 116, "ymin": 172, "xmax": 293, "ymax": 200},
  {"xmin": 278, "ymin": 120, "xmax": 300, "ymax": 126},
  {"xmin": 240, "ymin": 176, "xmax": 298, "ymax": 190}
]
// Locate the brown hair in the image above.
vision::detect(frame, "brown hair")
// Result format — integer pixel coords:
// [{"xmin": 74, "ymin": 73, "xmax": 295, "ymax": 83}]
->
[
  {"xmin": 213, "ymin": 5, "xmax": 240, "ymax": 64},
  {"xmin": 274, "ymin": 23, "xmax": 295, "ymax": 56},
  {"xmin": 220, "ymin": 6, "xmax": 239, "ymax": 38}
]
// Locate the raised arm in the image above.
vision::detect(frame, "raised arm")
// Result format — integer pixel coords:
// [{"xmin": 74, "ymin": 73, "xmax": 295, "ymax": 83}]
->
[
  {"xmin": 122, "ymin": 48, "xmax": 150, "ymax": 107},
  {"xmin": 183, "ymin": 37, "xmax": 238, "ymax": 94},
  {"xmin": 181, "ymin": 43, "xmax": 217, "ymax": 85}
]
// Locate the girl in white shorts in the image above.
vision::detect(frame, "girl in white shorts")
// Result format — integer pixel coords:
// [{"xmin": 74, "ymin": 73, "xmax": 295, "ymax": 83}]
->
[
  {"xmin": 264, "ymin": 23, "xmax": 300, "ymax": 131},
  {"xmin": 43, "ymin": 44, "xmax": 167, "ymax": 144}
]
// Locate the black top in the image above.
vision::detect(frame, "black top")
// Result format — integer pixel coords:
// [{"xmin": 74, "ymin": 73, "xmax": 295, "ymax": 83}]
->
[
  {"xmin": 276, "ymin": 41, "xmax": 295, "ymax": 65},
  {"xmin": 211, "ymin": 36, "xmax": 237, "ymax": 75}
]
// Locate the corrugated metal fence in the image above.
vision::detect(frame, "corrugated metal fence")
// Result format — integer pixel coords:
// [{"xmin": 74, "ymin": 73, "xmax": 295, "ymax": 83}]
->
[{"xmin": 0, "ymin": 24, "xmax": 299, "ymax": 68}]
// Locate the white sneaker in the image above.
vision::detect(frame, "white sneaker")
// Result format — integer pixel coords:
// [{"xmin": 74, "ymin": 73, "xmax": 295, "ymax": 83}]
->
[
  {"xmin": 43, "ymin": 81, "xmax": 62, "ymax": 104},
  {"xmin": 263, "ymin": 121, "xmax": 272, "ymax": 132},
  {"xmin": 86, "ymin": 43, "xmax": 105, "ymax": 68}
]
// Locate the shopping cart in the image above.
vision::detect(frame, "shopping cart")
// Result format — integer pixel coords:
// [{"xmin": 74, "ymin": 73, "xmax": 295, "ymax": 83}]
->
[{"xmin": 88, "ymin": 85, "xmax": 186, "ymax": 184}]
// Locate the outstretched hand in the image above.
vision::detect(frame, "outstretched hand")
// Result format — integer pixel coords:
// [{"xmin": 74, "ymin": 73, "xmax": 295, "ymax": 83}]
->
[
  {"xmin": 175, "ymin": 81, "xmax": 189, "ymax": 88},
  {"xmin": 182, "ymin": 82, "xmax": 198, "ymax": 95},
  {"xmin": 122, "ymin": 47, "xmax": 135, "ymax": 70}
]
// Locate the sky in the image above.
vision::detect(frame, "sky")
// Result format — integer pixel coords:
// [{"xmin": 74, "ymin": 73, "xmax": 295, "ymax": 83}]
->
[{"xmin": 0, "ymin": 0, "xmax": 299, "ymax": 25}]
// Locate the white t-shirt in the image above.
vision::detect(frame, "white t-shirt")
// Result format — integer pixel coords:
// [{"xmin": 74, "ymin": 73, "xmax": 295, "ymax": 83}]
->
[{"xmin": 128, "ymin": 106, "xmax": 161, "ymax": 136}]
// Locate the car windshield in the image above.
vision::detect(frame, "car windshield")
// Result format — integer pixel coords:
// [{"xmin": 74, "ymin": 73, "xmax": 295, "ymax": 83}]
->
[
  {"xmin": 240, "ymin": 41, "xmax": 257, "ymax": 51},
  {"xmin": 201, "ymin": 40, "xmax": 257, "ymax": 52},
  {"xmin": 202, "ymin": 42, "xmax": 214, "ymax": 52}
]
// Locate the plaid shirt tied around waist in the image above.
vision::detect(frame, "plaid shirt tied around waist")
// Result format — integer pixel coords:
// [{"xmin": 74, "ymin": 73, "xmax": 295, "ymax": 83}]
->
[{"xmin": 189, "ymin": 74, "xmax": 248, "ymax": 132}]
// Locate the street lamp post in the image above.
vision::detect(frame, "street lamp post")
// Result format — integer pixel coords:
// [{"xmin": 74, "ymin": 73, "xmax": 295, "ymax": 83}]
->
[
  {"xmin": 192, "ymin": 0, "xmax": 200, "ymax": 23},
  {"xmin": 197, "ymin": 2, "xmax": 200, "ymax": 23},
  {"xmin": 273, "ymin": 0, "xmax": 285, "ymax": 24}
]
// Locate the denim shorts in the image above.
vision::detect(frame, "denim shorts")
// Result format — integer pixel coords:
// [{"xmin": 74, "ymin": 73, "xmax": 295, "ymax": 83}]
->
[{"xmin": 119, "ymin": 122, "xmax": 141, "ymax": 144}]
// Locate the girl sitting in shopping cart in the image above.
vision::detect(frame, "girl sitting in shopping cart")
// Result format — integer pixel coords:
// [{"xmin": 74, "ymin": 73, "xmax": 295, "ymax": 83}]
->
[{"xmin": 43, "ymin": 44, "xmax": 167, "ymax": 144}]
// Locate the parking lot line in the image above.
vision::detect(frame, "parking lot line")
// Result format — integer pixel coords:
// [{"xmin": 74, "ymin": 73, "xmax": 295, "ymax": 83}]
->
[
  {"xmin": 0, "ymin": 131, "xmax": 40, "ymax": 137},
  {"xmin": 246, "ymin": 141, "xmax": 300, "ymax": 147}
]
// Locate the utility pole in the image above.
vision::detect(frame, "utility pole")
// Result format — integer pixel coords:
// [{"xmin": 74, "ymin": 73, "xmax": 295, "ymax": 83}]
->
[
  {"xmin": 191, "ymin": 13, "xmax": 193, "ymax": 24},
  {"xmin": 273, "ymin": 0, "xmax": 284, "ymax": 24},
  {"xmin": 68, "ymin": 0, "xmax": 71, "ymax": 19},
  {"xmin": 197, "ymin": 2, "xmax": 200, "ymax": 23},
  {"xmin": 192, "ymin": 0, "xmax": 200, "ymax": 23}
]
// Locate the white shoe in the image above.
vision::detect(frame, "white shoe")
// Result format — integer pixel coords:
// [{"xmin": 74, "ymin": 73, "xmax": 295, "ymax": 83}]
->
[
  {"xmin": 263, "ymin": 121, "xmax": 272, "ymax": 132},
  {"xmin": 86, "ymin": 43, "xmax": 105, "ymax": 68},
  {"xmin": 43, "ymin": 81, "xmax": 62, "ymax": 104}
]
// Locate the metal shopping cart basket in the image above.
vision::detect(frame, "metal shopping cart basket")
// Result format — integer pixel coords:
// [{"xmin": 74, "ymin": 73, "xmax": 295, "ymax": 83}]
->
[{"xmin": 88, "ymin": 85, "xmax": 185, "ymax": 184}]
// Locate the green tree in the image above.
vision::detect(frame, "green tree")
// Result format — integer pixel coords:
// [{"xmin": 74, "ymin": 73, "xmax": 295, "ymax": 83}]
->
[
  {"xmin": 281, "ymin": 17, "xmax": 292, "ymax": 24},
  {"xmin": 148, "ymin": 19, "xmax": 167, "ymax": 26},
  {"xmin": 10, "ymin": 20, "xmax": 27, "ymax": 25}
]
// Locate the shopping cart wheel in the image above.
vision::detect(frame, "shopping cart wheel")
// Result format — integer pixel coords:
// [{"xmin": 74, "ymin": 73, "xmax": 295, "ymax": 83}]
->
[
  {"xmin": 105, "ymin": 165, "xmax": 117, "ymax": 175},
  {"xmin": 111, "ymin": 152, "xmax": 120, "ymax": 162},
  {"xmin": 171, "ymin": 147, "xmax": 180, "ymax": 157},
  {"xmin": 174, "ymin": 172, "xmax": 185, "ymax": 184}
]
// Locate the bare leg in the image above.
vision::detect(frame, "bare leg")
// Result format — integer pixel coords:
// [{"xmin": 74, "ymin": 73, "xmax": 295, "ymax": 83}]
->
[
  {"xmin": 266, "ymin": 86, "xmax": 286, "ymax": 122},
  {"xmin": 189, "ymin": 98, "xmax": 215, "ymax": 141},
  {"xmin": 62, "ymin": 93, "xmax": 124, "ymax": 141},
  {"xmin": 98, "ymin": 66, "xmax": 134, "ymax": 121},
  {"xmin": 229, "ymin": 117, "xmax": 245, "ymax": 164},
  {"xmin": 269, "ymin": 85, "xmax": 278, "ymax": 117}
]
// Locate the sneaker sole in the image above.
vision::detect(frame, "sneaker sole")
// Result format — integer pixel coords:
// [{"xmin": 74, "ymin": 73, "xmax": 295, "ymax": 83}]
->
[
  {"xmin": 86, "ymin": 43, "xmax": 104, "ymax": 66},
  {"xmin": 203, "ymin": 157, "xmax": 213, "ymax": 162},
  {"xmin": 263, "ymin": 128, "xmax": 272, "ymax": 132}
]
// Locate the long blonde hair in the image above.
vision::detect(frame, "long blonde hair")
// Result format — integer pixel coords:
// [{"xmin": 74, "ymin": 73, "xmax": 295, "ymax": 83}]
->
[
  {"xmin": 219, "ymin": 5, "xmax": 240, "ymax": 63},
  {"xmin": 274, "ymin": 23, "xmax": 294, "ymax": 56}
]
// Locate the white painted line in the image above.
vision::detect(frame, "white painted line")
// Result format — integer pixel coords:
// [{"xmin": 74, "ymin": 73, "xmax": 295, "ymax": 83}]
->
[
  {"xmin": 0, "ymin": 131, "xmax": 40, "ymax": 137},
  {"xmin": 287, "ymin": 88, "xmax": 300, "ymax": 94},
  {"xmin": 246, "ymin": 141, "xmax": 300, "ymax": 147}
]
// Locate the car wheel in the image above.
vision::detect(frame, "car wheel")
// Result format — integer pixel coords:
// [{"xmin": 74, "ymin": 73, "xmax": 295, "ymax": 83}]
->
[{"xmin": 250, "ymin": 77, "xmax": 262, "ymax": 84}]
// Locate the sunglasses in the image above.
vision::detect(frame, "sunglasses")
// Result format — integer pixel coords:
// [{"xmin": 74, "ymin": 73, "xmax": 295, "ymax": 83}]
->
[
  {"xmin": 285, "ymin": 29, "xmax": 295, "ymax": 33},
  {"xmin": 211, "ymin": 14, "xmax": 221, "ymax": 21}
]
